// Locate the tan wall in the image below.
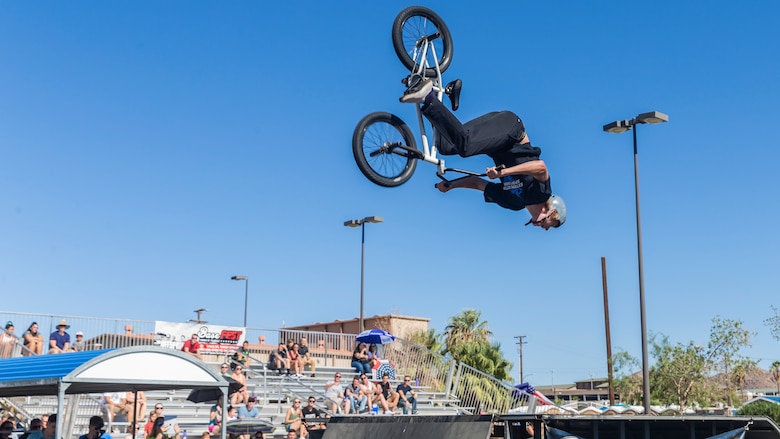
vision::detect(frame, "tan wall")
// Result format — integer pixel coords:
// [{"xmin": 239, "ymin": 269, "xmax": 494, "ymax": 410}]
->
[{"xmin": 286, "ymin": 314, "xmax": 429, "ymax": 339}]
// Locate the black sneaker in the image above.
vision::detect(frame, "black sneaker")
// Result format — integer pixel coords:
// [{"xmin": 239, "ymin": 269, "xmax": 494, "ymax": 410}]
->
[{"xmin": 400, "ymin": 75, "xmax": 433, "ymax": 103}]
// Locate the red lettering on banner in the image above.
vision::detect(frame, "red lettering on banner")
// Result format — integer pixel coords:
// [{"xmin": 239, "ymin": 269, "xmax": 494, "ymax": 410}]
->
[{"xmin": 220, "ymin": 330, "xmax": 242, "ymax": 341}]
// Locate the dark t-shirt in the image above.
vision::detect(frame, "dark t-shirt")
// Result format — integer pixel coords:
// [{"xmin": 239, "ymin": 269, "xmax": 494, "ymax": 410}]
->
[
  {"xmin": 298, "ymin": 345, "xmax": 309, "ymax": 357},
  {"xmin": 396, "ymin": 383, "xmax": 413, "ymax": 397},
  {"xmin": 484, "ymin": 172, "xmax": 552, "ymax": 211},
  {"xmin": 301, "ymin": 406, "xmax": 325, "ymax": 420},
  {"xmin": 50, "ymin": 331, "xmax": 70, "ymax": 350},
  {"xmin": 380, "ymin": 381, "xmax": 393, "ymax": 399}
]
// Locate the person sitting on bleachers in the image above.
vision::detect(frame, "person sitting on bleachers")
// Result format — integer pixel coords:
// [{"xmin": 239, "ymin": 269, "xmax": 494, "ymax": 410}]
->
[
  {"xmin": 22, "ymin": 322, "xmax": 44, "ymax": 356},
  {"xmin": 0, "ymin": 322, "xmax": 17, "ymax": 358},
  {"xmin": 48, "ymin": 320, "xmax": 71, "ymax": 354},
  {"xmin": 301, "ymin": 396, "xmax": 328, "ymax": 433},
  {"xmin": 181, "ymin": 334, "xmax": 203, "ymax": 360},
  {"xmin": 124, "ymin": 391, "xmax": 147, "ymax": 430},
  {"xmin": 297, "ymin": 337, "xmax": 316, "ymax": 377},
  {"xmin": 395, "ymin": 375, "xmax": 418, "ymax": 414},
  {"xmin": 283, "ymin": 399, "xmax": 307, "ymax": 439},
  {"xmin": 367, "ymin": 344, "xmax": 381, "ymax": 370},
  {"xmin": 148, "ymin": 416, "xmax": 180, "ymax": 439},
  {"xmin": 350, "ymin": 343, "xmax": 370, "ymax": 375},
  {"xmin": 323, "ymin": 373, "xmax": 347, "ymax": 414},
  {"xmin": 288, "ymin": 343, "xmax": 303, "ymax": 378},
  {"xmin": 103, "ymin": 392, "xmax": 127, "ymax": 423},
  {"xmin": 231, "ymin": 341, "xmax": 251, "ymax": 368},
  {"xmin": 237, "ymin": 397, "xmax": 260, "ymax": 439},
  {"xmin": 269, "ymin": 343, "xmax": 290, "ymax": 375},
  {"xmin": 26, "ymin": 413, "xmax": 56, "ymax": 439},
  {"xmin": 17, "ymin": 417, "xmax": 42, "ymax": 439},
  {"xmin": 345, "ymin": 377, "xmax": 367, "ymax": 414},
  {"xmin": 360, "ymin": 374, "xmax": 390, "ymax": 414},
  {"xmin": 78, "ymin": 416, "xmax": 112, "ymax": 439},
  {"xmin": 0, "ymin": 420, "xmax": 15, "ymax": 439},
  {"xmin": 378, "ymin": 373, "xmax": 399, "ymax": 414},
  {"xmin": 230, "ymin": 364, "xmax": 248, "ymax": 405}
]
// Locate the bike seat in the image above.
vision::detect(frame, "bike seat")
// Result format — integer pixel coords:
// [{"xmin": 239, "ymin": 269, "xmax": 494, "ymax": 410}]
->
[{"xmin": 444, "ymin": 79, "xmax": 462, "ymax": 111}]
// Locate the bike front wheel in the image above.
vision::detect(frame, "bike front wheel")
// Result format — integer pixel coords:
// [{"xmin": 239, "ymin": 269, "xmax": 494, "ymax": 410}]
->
[
  {"xmin": 392, "ymin": 6, "xmax": 453, "ymax": 77},
  {"xmin": 353, "ymin": 112, "xmax": 419, "ymax": 187}
]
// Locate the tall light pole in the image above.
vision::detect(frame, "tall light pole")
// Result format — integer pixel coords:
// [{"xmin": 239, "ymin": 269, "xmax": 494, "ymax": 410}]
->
[
  {"xmin": 603, "ymin": 110, "xmax": 669, "ymax": 414},
  {"xmin": 344, "ymin": 216, "xmax": 384, "ymax": 333},
  {"xmin": 231, "ymin": 275, "xmax": 249, "ymax": 327}
]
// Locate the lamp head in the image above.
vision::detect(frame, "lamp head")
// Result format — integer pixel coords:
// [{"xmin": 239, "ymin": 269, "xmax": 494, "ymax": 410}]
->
[
  {"xmin": 231, "ymin": 276, "xmax": 247, "ymax": 281},
  {"xmin": 603, "ymin": 120, "xmax": 633, "ymax": 134},
  {"xmin": 636, "ymin": 111, "xmax": 669, "ymax": 124}
]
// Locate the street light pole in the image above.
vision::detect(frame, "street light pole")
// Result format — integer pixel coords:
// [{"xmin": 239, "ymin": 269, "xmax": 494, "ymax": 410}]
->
[
  {"xmin": 231, "ymin": 275, "xmax": 249, "ymax": 327},
  {"xmin": 603, "ymin": 111, "xmax": 668, "ymax": 414},
  {"xmin": 344, "ymin": 216, "xmax": 384, "ymax": 333}
]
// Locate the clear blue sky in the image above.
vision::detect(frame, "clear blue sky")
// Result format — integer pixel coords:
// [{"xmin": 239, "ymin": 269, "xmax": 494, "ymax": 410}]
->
[{"xmin": 2, "ymin": 1, "xmax": 779, "ymax": 386}]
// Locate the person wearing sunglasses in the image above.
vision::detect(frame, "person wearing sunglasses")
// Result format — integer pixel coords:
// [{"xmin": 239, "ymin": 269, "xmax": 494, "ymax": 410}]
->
[
  {"xmin": 145, "ymin": 406, "xmax": 164, "ymax": 437},
  {"xmin": 149, "ymin": 416, "xmax": 180, "ymax": 439},
  {"xmin": 78, "ymin": 416, "xmax": 111, "ymax": 439},
  {"xmin": 323, "ymin": 374, "xmax": 347, "ymax": 414},
  {"xmin": 283, "ymin": 400, "xmax": 307, "ymax": 438},
  {"xmin": 395, "ymin": 376, "xmax": 418, "ymax": 415},
  {"xmin": 300, "ymin": 397, "xmax": 328, "ymax": 433}
]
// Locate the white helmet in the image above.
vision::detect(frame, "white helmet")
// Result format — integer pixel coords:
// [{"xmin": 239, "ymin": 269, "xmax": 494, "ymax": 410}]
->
[{"xmin": 549, "ymin": 194, "xmax": 567, "ymax": 226}]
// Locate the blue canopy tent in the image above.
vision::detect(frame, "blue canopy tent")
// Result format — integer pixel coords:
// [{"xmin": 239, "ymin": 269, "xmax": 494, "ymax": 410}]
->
[{"xmin": 0, "ymin": 346, "xmax": 230, "ymax": 439}]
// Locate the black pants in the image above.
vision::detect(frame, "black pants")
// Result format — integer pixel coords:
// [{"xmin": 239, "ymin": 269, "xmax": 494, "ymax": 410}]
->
[{"xmin": 421, "ymin": 98, "xmax": 526, "ymax": 158}]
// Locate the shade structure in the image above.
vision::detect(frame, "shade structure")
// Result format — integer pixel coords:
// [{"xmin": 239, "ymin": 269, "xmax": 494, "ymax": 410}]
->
[{"xmin": 356, "ymin": 329, "xmax": 395, "ymax": 345}]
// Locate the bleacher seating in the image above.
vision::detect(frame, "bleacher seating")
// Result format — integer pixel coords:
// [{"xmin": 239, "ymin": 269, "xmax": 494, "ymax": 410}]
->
[{"xmin": 4, "ymin": 359, "xmax": 464, "ymax": 439}]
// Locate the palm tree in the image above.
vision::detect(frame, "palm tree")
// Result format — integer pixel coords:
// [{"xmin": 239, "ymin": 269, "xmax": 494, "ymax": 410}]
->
[
  {"xmin": 443, "ymin": 309, "xmax": 492, "ymax": 353},
  {"xmin": 771, "ymin": 361, "xmax": 780, "ymax": 395}
]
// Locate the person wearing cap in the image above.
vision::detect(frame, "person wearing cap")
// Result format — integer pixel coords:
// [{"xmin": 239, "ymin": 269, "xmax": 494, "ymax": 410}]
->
[
  {"xmin": 78, "ymin": 416, "xmax": 111, "ymax": 439},
  {"xmin": 400, "ymin": 76, "xmax": 567, "ymax": 230},
  {"xmin": 71, "ymin": 332, "xmax": 86, "ymax": 352},
  {"xmin": 0, "ymin": 322, "xmax": 16, "ymax": 358},
  {"xmin": 236, "ymin": 397, "xmax": 260, "ymax": 439},
  {"xmin": 49, "ymin": 320, "xmax": 71, "ymax": 354}
]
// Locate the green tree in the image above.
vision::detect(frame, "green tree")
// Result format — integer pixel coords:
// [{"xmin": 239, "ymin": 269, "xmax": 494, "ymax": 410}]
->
[
  {"xmin": 611, "ymin": 350, "xmax": 642, "ymax": 405},
  {"xmin": 738, "ymin": 400, "xmax": 780, "ymax": 425},
  {"xmin": 763, "ymin": 305, "xmax": 780, "ymax": 341},
  {"xmin": 707, "ymin": 317, "xmax": 756, "ymax": 405},
  {"xmin": 443, "ymin": 309, "xmax": 492, "ymax": 352},
  {"xmin": 407, "ymin": 328, "xmax": 444, "ymax": 354},
  {"xmin": 771, "ymin": 361, "xmax": 780, "ymax": 395},
  {"xmin": 649, "ymin": 335, "xmax": 711, "ymax": 411}
]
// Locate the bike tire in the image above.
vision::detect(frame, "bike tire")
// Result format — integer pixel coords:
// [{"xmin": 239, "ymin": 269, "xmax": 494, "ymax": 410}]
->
[
  {"xmin": 392, "ymin": 6, "xmax": 453, "ymax": 77},
  {"xmin": 352, "ymin": 112, "xmax": 419, "ymax": 187}
]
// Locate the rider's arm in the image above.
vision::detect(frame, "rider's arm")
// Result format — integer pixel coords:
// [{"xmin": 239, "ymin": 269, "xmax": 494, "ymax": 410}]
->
[
  {"xmin": 435, "ymin": 175, "xmax": 489, "ymax": 193},
  {"xmin": 488, "ymin": 160, "xmax": 549, "ymax": 182}
]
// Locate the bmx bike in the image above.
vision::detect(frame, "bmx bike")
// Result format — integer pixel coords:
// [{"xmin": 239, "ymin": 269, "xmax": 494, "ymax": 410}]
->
[{"xmin": 352, "ymin": 6, "xmax": 490, "ymax": 188}]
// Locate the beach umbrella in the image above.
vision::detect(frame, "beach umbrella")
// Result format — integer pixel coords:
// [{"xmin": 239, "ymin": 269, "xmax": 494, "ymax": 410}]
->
[
  {"xmin": 186, "ymin": 378, "xmax": 243, "ymax": 403},
  {"xmin": 356, "ymin": 329, "xmax": 395, "ymax": 345}
]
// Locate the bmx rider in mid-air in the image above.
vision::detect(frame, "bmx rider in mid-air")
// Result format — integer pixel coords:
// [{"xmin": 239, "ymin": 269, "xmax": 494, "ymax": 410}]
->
[{"xmin": 400, "ymin": 76, "xmax": 567, "ymax": 230}]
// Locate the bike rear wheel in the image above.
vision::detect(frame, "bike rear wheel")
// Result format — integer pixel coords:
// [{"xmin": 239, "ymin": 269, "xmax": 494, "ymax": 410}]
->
[
  {"xmin": 392, "ymin": 6, "xmax": 453, "ymax": 77},
  {"xmin": 353, "ymin": 112, "xmax": 419, "ymax": 187}
]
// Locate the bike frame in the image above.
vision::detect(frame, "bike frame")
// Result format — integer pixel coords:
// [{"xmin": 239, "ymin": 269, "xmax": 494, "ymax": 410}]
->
[{"xmin": 405, "ymin": 33, "xmax": 485, "ymax": 181}]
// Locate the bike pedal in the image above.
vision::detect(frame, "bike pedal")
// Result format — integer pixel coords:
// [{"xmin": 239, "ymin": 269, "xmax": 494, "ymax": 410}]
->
[{"xmin": 444, "ymin": 79, "xmax": 462, "ymax": 111}]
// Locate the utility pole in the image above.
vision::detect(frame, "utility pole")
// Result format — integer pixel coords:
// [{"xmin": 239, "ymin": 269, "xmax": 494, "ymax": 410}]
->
[
  {"xmin": 189, "ymin": 308, "xmax": 208, "ymax": 324},
  {"xmin": 514, "ymin": 335, "xmax": 527, "ymax": 383}
]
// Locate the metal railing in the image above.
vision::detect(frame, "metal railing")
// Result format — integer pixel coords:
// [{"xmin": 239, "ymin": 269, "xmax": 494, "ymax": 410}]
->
[{"xmin": 0, "ymin": 311, "xmax": 568, "ymax": 417}]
